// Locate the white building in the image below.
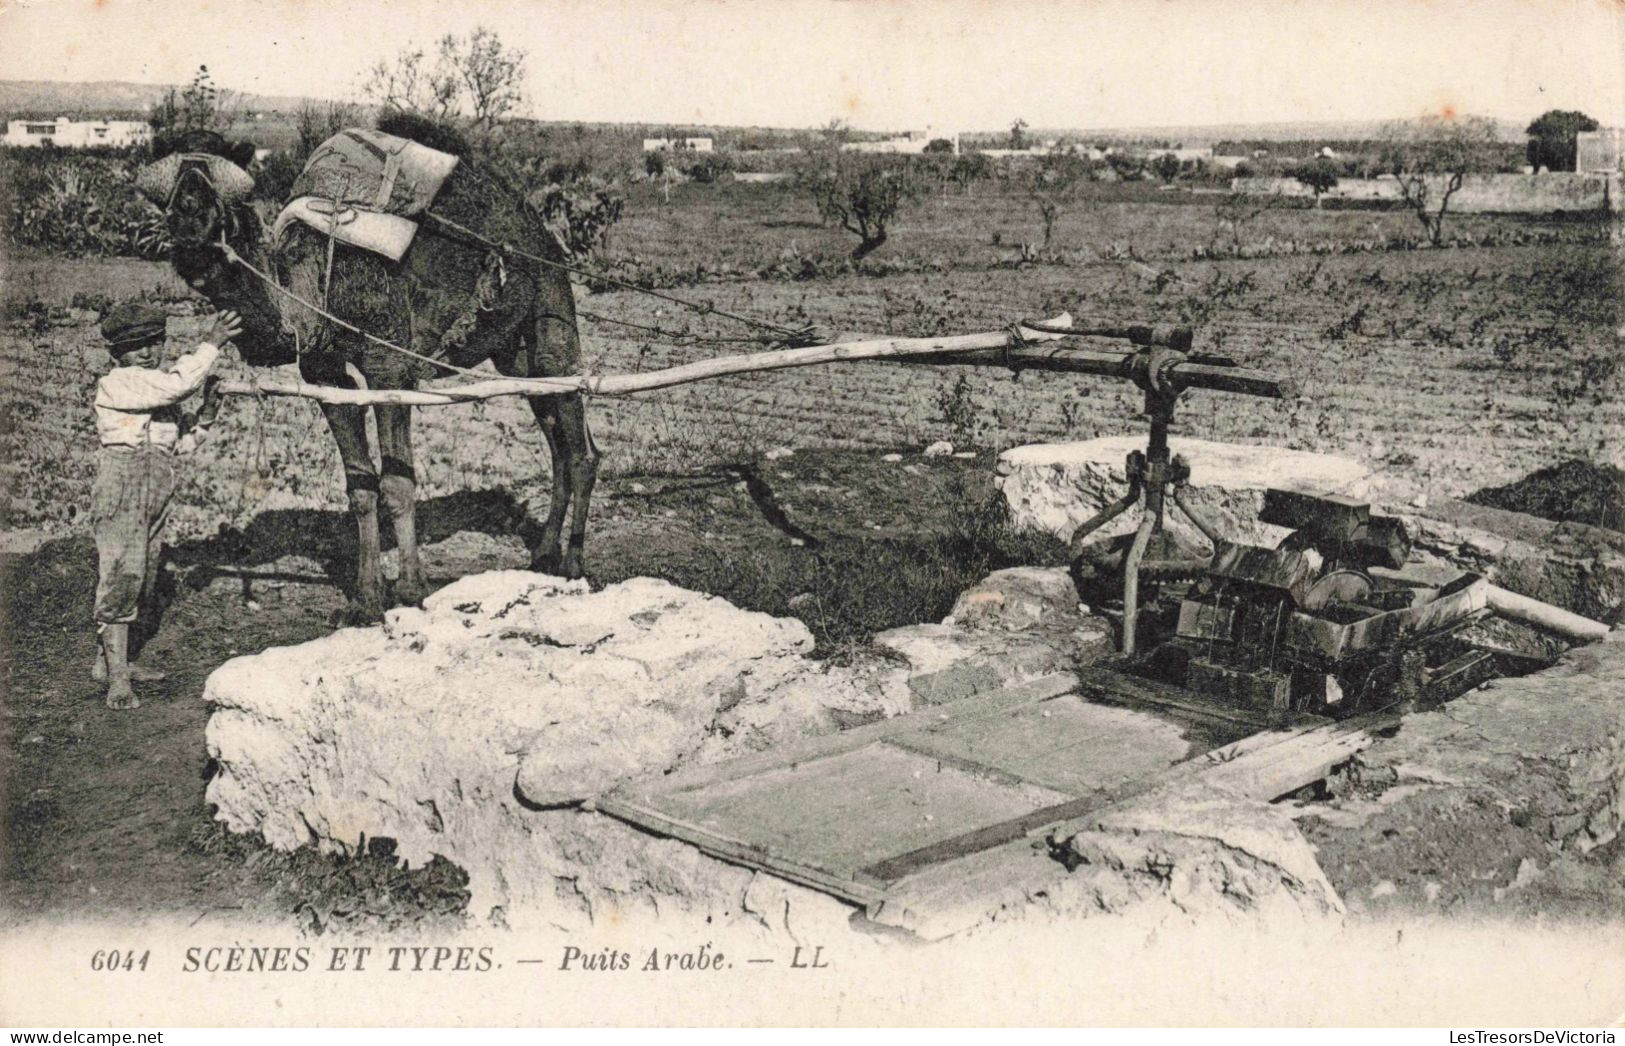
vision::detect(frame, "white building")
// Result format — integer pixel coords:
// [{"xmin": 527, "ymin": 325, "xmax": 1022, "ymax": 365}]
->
[
  {"xmin": 1575, "ymin": 129, "xmax": 1624, "ymax": 173},
  {"xmin": 843, "ymin": 128, "xmax": 958, "ymax": 155},
  {"xmin": 642, "ymin": 137, "xmax": 714, "ymax": 153},
  {"xmin": 1146, "ymin": 146, "xmax": 1214, "ymax": 163},
  {"xmin": 3, "ymin": 117, "xmax": 153, "ymax": 149}
]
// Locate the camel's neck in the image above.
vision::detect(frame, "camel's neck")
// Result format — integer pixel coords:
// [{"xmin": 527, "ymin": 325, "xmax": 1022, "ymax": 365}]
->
[{"xmin": 179, "ymin": 207, "xmax": 297, "ymax": 368}]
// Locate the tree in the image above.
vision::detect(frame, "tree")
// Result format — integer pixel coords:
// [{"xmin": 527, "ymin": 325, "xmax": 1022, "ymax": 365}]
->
[
  {"xmin": 1024, "ymin": 149, "xmax": 1094, "ymax": 250},
  {"xmin": 797, "ymin": 153, "xmax": 926, "ymax": 259},
  {"xmin": 949, "ymin": 152, "xmax": 993, "ymax": 196},
  {"xmin": 1526, "ymin": 109, "xmax": 1599, "ymax": 172},
  {"xmin": 451, "ymin": 27, "xmax": 528, "ymax": 136},
  {"xmin": 1152, "ymin": 152, "xmax": 1182, "ymax": 183},
  {"xmin": 1106, "ymin": 150, "xmax": 1146, "ymax": 182},
  {"xmin": 1293, "ymin": 157, "xmax": 1339, "ymax": 207},
  {"xmin": 684, "ymin": 151, "xmax": 731, "ymax": 184},
  {"xmin": 923, "ymin": 137, "xmax": 955, "ymax": 154},
  {"xmin": 1008, "ymin": 118, "xmax": 1029, "ymax": 151},
  {"xmin": 150, "ymin": 65, "xmax": 236, "ymax": 151},
  {"xmin": 362, "ymin": 26, "xmax": 527, "ymax": 141},
  {"xmin": 816, "ymin": 118, "xmax": 852, "ymax": 150},
  {"xmin": 1380, "ymin": 116, "xmax": 1501, "ymax": 245},
  {"xmin": 363, "ymin": 47, "xmax": 459, "ymax": 121},
  {"xmin": 527, "ymin": 180, "xmax": 624, "ymax": 259}
]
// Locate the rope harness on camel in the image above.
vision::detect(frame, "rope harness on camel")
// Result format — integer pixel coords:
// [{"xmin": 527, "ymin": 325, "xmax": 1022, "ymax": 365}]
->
[{"xmin": 216, "ymin": 210, "xmax": 835, "ymax": 394}]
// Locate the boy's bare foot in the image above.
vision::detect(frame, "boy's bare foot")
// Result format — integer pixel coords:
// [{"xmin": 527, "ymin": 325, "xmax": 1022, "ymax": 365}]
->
[
  {"xmin": 105, "ymin": 680, "xmax": 140, "ymax": 710},
  {"xmin": 91, "ymin": 654, "xmax": 164, "ymax": 683}
]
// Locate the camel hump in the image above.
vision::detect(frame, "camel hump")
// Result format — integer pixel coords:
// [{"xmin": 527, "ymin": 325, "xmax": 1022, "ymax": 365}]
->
[
  {"xmin": 374, "ymin": 113, "xmax": 471, "ymax": 157},
  {"xmin": 153, "ymin": 129, "xmax": 257, "ymax": 170}
]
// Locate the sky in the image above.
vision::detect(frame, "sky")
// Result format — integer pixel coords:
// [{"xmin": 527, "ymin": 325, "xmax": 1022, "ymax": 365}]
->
[{"xmin": 1, "ymin": 0, "xmax": 1622, "ymax": 132}]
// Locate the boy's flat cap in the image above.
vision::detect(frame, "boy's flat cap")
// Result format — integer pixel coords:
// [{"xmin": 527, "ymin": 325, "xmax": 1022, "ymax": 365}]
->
[{"xmin": 101, "ymin": 303, "xmax": 168, "ymax": 349}]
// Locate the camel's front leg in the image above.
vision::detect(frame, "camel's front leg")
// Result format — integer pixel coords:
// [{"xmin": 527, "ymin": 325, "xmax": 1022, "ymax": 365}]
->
[
  {"xmin": 317, "ymin": 401, "xmax": 384, "ymax": 622},
  {"xmin": 375, "ymin": 404, "xmax": 427, "ymax": 606}
]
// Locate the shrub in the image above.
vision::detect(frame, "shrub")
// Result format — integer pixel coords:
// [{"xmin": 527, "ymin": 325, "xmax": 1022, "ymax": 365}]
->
[
  {"xmin": 253, "ymin": 151, "xmax": 301, "ymax": 204},
  {"xmin": 796, "ymin": 152, "xmax": 927, "ymax": 259},
  {"xmin": 683, "ymin": 152, "xmax": 733, "ymax": 184},
  {"xmin": 0, "ymin": 149, "xmax": 170, "ymax": 259},
  {"xmin": 1106, "ymin": 151, "xmax": 1146, "ymax": 182},
  {"xmin": 525, "ymin": 177, "xmax": 625, "ymax": 259},
  {"xmin": 1293, "ymin": 159, "xmax": 1339, "ymax": 207}
]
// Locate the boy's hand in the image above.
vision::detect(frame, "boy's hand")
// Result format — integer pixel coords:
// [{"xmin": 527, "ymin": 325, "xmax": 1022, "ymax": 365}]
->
[{"xmin": 204, "ymin": 310, "xmax": 243, "ymax": 346}]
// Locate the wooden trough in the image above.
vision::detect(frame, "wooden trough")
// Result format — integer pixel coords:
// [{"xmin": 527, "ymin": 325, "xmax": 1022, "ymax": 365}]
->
[{"xmin": 595, "ymin": 670, "xmax": 1396, "ymax": 939}]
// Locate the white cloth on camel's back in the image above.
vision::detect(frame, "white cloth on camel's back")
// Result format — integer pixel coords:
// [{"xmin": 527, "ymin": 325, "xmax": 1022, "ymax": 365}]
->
[
  {"xmin": 272, "ymin": 129, "xmax": 461, "ymax": 262},
  {"xmin": 272, "ymin": 198, "xmax": 422, "ymax": 262}
]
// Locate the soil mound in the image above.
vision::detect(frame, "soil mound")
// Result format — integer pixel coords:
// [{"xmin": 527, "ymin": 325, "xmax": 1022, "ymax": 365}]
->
[{"xmin": 1466, "ymin": 460, "xmax": 1625, "ymax": 534}]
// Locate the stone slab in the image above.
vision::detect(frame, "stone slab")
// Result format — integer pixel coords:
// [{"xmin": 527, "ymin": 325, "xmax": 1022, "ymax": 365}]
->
[{"xmin": 997, "ymin": 436, "xmax": 1375, "ymax": 550}]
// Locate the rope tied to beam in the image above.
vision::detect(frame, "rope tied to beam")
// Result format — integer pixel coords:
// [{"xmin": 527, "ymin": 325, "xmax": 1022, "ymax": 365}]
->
[{"xmin": 1001, "ymin": 321, "xmax": 1032, "ymax": 379}]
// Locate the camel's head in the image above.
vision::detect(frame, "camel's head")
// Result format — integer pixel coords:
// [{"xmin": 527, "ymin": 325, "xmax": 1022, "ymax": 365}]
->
[
  {"xmin": 137, "ymin": 130, "xmax": 257, "ymax": 247},
  {"xmin": 135, "ymin": 132, "xmax": 293, "ymax": 366}
]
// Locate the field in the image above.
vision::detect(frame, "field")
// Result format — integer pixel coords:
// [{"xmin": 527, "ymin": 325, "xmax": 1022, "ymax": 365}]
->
[
  {"xmin": 2, "ymin": 176, "xmax": 1622, "ymax": 926},
  {"xmin": 4, "ymin": 183, "xmax": 1619, "ymax": 544}
]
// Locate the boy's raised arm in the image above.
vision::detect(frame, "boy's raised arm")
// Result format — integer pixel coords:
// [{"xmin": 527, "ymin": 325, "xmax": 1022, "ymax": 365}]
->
[
  {"xmin": 99, "ymin": 342, "xmax": 222, "ymax": 411},
  {"xmin": 97, "ymin": 311, "xmax": 242, "ymax": 412}
]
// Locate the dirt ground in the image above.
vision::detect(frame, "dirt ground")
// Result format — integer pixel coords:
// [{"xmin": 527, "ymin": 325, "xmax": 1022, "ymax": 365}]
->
[
  {"xmin": 1, "ymin": 447, "xmax": 1050, "ymax": 930},
  {"xmin": 3, "ymin": 199, "xmax": 1621, "ymax": 933},
  {"xmin": 7, "ymin": 448, "xmax": 1621, "ymax": 931}
]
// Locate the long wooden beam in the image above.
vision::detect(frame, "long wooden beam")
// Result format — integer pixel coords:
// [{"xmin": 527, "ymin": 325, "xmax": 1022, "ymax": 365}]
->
[
  {"xmin": 213, "ymin": 313, "xmax": 1296, "ymax": 406},
  {"xmin": 216, "ymin": 313, "xmax": 1077, "ymax": 406}
]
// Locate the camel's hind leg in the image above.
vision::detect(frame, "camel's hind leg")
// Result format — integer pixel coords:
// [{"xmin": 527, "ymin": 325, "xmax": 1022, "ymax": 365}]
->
[
  {"xmin": 526, "ymin": 395, "xmax": 571, "ymax": 574},
  {"xmin": 525, "ymin": 393, "xmax": 598, "ymax": 578},
  {"xmin": 316, "ymin": 401, "xmax": 385, "ymax": 621},
  {"xmin": 555, "ymin": 393, "xmax": 598, "ymax": 579},
  {"xmin": 494, "ymin": 275, "xmax": 598, "ymax": 579}
]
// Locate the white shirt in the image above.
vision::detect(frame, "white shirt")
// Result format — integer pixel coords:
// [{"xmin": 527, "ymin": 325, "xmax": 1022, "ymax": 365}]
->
[{"xmin": 94, "ymin": 342, "xmax": 219, "ymax": 449}]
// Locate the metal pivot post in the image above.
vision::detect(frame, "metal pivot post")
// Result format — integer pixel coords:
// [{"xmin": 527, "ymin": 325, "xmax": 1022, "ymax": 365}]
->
[
  {"xmin": 1065, "ymin": 339, "xmax": 1237, "ymax": 656},
  {"xmin": 1120, "ymin": 382, "xmax": 1180, "ymax": 656}
]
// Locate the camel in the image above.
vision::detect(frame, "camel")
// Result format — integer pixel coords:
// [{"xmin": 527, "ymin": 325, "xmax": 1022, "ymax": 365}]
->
[{"xmin": 137, "ymin": 116, "xmax": 598, "ymax": 621}]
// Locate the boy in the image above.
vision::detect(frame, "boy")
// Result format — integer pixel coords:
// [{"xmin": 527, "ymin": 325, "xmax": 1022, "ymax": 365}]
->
[{"xmin": 92, "ymin": 303, "xmax": 241, "ymax": 710}]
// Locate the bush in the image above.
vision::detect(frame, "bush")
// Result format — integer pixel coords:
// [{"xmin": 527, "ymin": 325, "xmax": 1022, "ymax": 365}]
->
[
  {"xmin": 0, "ymin": 148, "xmax": 170, "ymax": 259},
  {"xmin": 525, "ymin": 177, "xmax": 625, "ymax": 259},
  {"xmin": 485, "ymin": 132, "xmax": 628, "ymax": 259},
  {"xmin": 683, "ymin": 152, "xmax": 733, "ymax": 184},
  {"xmin": 253, "ymin": 151, "xmax": 301, "ymax": 204},
  {"xmin": 1106, "ymin": 151, "xmax": 1146, "ymax": 182}
]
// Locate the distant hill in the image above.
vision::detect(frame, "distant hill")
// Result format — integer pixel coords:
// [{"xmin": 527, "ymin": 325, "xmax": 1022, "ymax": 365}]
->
[
  {"xmin": 1, "ymin": 80, "xmax": 1535, "ymax": 146},
  {"xmin": 1018, "ymin": 117, "xmax": 1530, "ymax": 146},
  {"xmin": 0, "ymin": 79, "xmax": 322, "ymax": 119}
]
